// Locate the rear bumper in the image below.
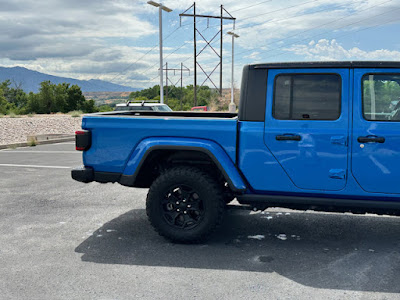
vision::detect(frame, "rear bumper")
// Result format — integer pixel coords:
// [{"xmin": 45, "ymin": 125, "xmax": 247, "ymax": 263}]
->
[
  {"xmin": 71, "ymin": 167, "xmax": 94, "ymax": 183},
  {"xmin": 71, "ymin": 167, "xmax": 122, "ymax": 184}
]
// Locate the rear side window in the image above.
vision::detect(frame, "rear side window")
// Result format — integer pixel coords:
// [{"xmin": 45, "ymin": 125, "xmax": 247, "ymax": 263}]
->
[
  {"xmin": 273, "ymin": 74, "xmax": 341, "ymax": 120},
  {"xmin": 362, "ymin": 74, "xmax": 400, "ymax": 121},
  {"xmin": 153, "ymin": 105, "xmax": 173, "ymax": 112}
]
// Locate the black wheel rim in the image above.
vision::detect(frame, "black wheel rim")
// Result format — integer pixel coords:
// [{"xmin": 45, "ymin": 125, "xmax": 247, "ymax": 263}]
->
[{"xmin": 161, "ymin": 184, "xmax": 204, "ymax": 230}]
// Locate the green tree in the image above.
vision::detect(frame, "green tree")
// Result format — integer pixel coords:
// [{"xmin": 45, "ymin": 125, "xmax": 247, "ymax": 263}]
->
[
  {"xmin": 0, "ymin": 89, "xmax": 8, "ymax": 114},
  {"xmin": 80, "ymin": 99, "xmax": 97, "ymax": 113},
  {"xmin": 134, "ymin": 96, "xmax": 148, "ymax": 101},
  {"xmin": 129, "ymin": 85, "xmax": 160, "ymax": 100},
  {"xmin": 0, "ymin": 80, "xmax": 28, "ymax": 109},
  {"xmin": 0, "ymin": 78, "xmax": 106, "ymax": 114},
  {"xmin": 26, "ymin": 92, "xmax": 41, "ymax": 113},
  {"xmin": 38, "ymin": 81, "xmax": 55, "ymax": 113},
  {"xmin": 66, "ymin": 85, "xmax": 85, "ymax": 112},
  {"xmin": 54, "ymin": 83, "xmax": 69, "ymax": 113},
  {"xmin": 128, "ymin": 84, "xmax": 217, "ymax": 111}
]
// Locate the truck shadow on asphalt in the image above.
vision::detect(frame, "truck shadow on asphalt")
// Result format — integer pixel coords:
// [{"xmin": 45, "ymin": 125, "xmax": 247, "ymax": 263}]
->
[{"xmin": 75, "ymin": 208, "xmax": 400, "ymax": 293}]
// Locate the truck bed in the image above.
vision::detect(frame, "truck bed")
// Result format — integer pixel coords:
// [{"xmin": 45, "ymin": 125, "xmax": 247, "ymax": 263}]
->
[{"xmin": 81, "ymin": 112, "xmax": 238, "ymax": 174}]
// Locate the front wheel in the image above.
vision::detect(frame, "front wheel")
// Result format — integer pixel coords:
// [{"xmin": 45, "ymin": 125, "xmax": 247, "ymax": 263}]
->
[{"xmin": 146, "ymin": 166, "xmax": 225, "ymax": 243}]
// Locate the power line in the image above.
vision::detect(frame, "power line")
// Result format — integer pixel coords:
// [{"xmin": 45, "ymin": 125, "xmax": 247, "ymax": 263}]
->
[
  {"xmin": 230, "ymin": 0, "xmax": 273, "ymax": 13},
  {"xmin": 130, "ymin": 19, "xmax": 209, "ymax": 81},
  {"xmin": 108, "ymin": 22, "xmax": 194, "ymax": 83},
  {"xmin": 228, "ymin": 0, "xmax": 366, "ymax": 55},
  {"xmin": 241, "ymin": 8, "xmax": 400, "ymax": 61},
  {"xmin": 236, "ymin": 0, "xmax": 393, "ymax": 56},
  {"xmin": 133, "ymin": 39, "xmax": 194, "ymax": 82},
  {"xmin": 204, "ymin": 0, "xmax": 319, "ymax": 31},
  {"xmin": 137, "ymin": 0, "xmax": 396, "ymax": 86},
  {"xmin": 240, "ymin": 0, "xmax": 318, "ymax": 22},
  {"xmin": 108, "ymin": 45, "xmax": 158, "ymax": 83},
  {"xmin": 262, "ymin": 15, "xmax": 399, "ymax": 61},
  {"xmin": 185, "ymin": 2, "xmax": 384, "ymax": 62},
  {"xmin": 235, "ymin": 0, "xmax": 365, "ymax": 32},
  {"xmin": 180, "ymin": 3, "xmax": 398, "ymax": 84}
]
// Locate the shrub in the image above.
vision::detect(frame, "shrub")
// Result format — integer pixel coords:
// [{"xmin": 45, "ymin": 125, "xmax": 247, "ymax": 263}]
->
[
  {"xmin": 98, "ymin": 105, "xmax": 113, "ymax": 112},
  {"xmin": 28, "ymin": 137, "xmax": 37, "ymax": 147},
  {"xmin": 69, "ymin": 110, "xmax": 83, "ymax": 117}
]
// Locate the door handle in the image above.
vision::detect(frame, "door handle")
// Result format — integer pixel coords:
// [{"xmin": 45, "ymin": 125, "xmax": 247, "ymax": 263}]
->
[
  {"xmin": 276, "ymin": 134, "xmax": 301, "ymax": 141},
  {"xmin": 357, "ymin": 136, "xmax": 385, "ymax": 143}
]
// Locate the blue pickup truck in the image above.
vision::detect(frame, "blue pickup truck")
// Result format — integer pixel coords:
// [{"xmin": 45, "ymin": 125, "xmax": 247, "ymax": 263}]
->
[{"xmin": 72, "ymin": 61, "xmax": 400, "ymax": 242}]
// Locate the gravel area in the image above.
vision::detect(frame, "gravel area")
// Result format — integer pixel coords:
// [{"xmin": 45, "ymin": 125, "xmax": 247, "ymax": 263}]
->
[{"xmin": 0, "ymin": 114, "xmax": 82, "ymax": 145}]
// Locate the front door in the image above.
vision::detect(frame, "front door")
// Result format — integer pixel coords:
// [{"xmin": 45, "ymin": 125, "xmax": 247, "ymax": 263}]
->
[
  {"xmin": 264, "ymin": 69, "xmax": 349, "ymax": 191},
  {"xmin": 352, "ymin": 69, "xmax": 400, "ymax": 194}
]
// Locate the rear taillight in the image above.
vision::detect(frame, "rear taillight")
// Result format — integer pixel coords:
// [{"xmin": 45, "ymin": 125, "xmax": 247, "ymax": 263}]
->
[{"xmin": 75, "ymin": 130, "xmax": 91, "ymax": 151}]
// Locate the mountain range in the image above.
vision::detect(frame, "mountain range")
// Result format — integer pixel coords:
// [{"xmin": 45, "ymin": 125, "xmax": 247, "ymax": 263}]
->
[{"xmin": 0, "ymin": 66, "xmax": 140, "ymax": 93}]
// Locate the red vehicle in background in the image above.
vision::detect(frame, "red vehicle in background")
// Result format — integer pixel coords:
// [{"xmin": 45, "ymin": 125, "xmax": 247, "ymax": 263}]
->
[{"xmin": 191, "ymin": 106, "xmax": 208, "ymax": 111}]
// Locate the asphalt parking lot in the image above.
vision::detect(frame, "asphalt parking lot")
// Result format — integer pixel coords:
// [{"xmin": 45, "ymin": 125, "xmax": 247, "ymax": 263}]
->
[{"xmin": 1, "ymin": 142, "xmax": 400, "ymax": 299}]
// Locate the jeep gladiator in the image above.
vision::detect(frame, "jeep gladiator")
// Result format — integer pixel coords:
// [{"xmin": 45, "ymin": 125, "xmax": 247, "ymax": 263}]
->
[{"xmin": 72, "ymin": 61, "xmax": 400, "ymax": 242}]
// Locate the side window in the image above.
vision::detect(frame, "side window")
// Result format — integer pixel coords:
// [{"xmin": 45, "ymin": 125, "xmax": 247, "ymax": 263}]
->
[
  {"xmin": 362, "ymin": 74, "xmax": 400, "ymax": 121},
  {"xmin": 273, "ymin": 74, "xmax": 341, "ymax": 120},
  {"xmin": 127, "ymin": 106, "xmax": 152, "ymax": 111}
]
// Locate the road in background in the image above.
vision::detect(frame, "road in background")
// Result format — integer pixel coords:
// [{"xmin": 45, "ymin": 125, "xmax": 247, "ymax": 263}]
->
[{"xmin": 1, "ymin": 143, "xmax": 400, "ymax": 299}]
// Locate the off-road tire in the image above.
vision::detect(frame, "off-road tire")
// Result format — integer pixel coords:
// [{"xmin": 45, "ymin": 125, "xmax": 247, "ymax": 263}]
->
[{"xmin": 146, "ymin": 166, "xmax": 225, "ymax": 243}]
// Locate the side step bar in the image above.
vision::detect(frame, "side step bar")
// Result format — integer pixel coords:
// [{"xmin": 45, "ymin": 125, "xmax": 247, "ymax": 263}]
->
[{"xmin": 236, "ymin": 194, "xmax": 400, "ymax": 215}]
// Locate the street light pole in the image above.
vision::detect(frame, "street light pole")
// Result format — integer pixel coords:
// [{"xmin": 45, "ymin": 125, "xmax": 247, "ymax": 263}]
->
[
  {"xmin": 227, "ymin": 31, "xmax": 239, "ymax": 113},
  {"xmin": 147, "ymin": 1, "xmax": 172, "ymax": 104},
  {"xmin": 159, "ymin": 5, "xmax": 164, "ymax": 104}
]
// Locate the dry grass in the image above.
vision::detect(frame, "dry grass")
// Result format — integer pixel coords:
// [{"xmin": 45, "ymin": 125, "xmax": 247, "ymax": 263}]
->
[{"xmin": 27, "ymin": 137, "xmax": 37, "ymax": 147}]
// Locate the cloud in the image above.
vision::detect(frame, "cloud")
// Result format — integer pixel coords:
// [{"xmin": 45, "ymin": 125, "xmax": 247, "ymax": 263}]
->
[
  {"xmin": 0, "ymin": 0, "xmax": 156, "ymax": 61},
  {"xmin": 0, "ymin": 0, "xmax": 399, "ymax": 89},
  {"xmin": 285, "ymin": 39, "xmax": 400, "ymax": 61},
  {"xmin": 243, "ymin": 51, "xmax": 261, "ymax": 60}
]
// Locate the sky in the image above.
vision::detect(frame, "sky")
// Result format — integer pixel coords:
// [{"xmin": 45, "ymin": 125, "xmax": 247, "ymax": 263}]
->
[{"xmin": 1, "ymin": 0, "xmax": 399, "ymax": 89}]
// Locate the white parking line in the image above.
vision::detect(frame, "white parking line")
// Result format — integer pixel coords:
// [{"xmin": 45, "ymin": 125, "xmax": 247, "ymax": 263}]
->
[
  {"xmin": 0, "ymin": 164, "xmax": 71, "ymax": 169},
  {"xmin": 0, "ymin": 151, "xmax": 79, "ymax": 154}
]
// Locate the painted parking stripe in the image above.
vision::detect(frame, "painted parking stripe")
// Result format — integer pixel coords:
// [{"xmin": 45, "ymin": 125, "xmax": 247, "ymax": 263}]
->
[
  {"xmin": 0, "ymin": 164, "xmax": 71, "ymax": 169},
  {"xmin": 0, "ymin": 151, "xmax": 79, "ymax": 153}
]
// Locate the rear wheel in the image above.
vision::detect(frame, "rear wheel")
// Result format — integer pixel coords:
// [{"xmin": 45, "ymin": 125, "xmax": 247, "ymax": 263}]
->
[{"xmin": 146, "ymin": 166, "xmax": 225, "ymax": 243}]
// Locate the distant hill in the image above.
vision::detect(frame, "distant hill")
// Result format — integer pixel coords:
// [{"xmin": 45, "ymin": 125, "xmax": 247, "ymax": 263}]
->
[{"xmin": 0, "ymin": 66, "xmax": 141, "ymax": 93}]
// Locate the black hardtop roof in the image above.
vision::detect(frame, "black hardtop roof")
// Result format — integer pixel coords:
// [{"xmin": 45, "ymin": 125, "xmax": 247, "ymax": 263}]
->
[{"xmin": 249, "ymin": 61, "xmax": 400, "ymax": 69}]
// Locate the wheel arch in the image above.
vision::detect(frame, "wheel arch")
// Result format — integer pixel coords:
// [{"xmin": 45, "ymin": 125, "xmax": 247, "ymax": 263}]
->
[{"xmin": 119, "ymin": 138, "xmax": 247, "ymax": 193}]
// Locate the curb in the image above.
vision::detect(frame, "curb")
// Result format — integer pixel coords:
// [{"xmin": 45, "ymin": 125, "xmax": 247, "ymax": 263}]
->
[{"xmin": 0, "ymin": 135, "xmax": 75, "ymax": 150}]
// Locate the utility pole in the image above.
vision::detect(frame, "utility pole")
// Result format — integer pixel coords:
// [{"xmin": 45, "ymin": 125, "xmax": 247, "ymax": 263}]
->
[
  {"xmin": 147, "ymin": 1, "xmax": 172, "ymax": 104},
  {"xmin": 179, "ymin": 3, "xmax": 235, "ymax": 106},
  {"xmin": 227, "ymin": 31, "xmax": 239, "ymax": 113},
  {"xmin": 193, "ymin": 3, "xmax": 197, "ymax": 106},
  {"xmin": 180, "ymin": 63, "xmax": 184, "ymax": 110},
  {"xmin": 220, "ymin": 5, "xmax": 223, "ymax": 98},
  {"xmin": 159, "ymin": 63, "xmax": 190, "ymax": 107},
  {"xmin": 166, "ymin": 62, "xmax": 168, "ymax": 101}
]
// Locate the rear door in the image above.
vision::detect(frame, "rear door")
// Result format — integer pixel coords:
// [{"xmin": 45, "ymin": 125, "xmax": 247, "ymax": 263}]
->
[
  {"xmin": 264, "ymin": 69, "xmax": 350, "ymax": 191},
  {"xmin": 352, "ymin": 69, "xmax": 400, "ymax": 194}
]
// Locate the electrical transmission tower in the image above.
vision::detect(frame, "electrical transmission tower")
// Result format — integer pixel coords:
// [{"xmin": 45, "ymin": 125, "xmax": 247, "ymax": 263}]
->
[
  {"xmin": 159, "ymin": 62, "xmax": 190, "ymax": 110},
  {"xmin": 179, "ymin": 2, "xmax": 235, "ymax": 106}
]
